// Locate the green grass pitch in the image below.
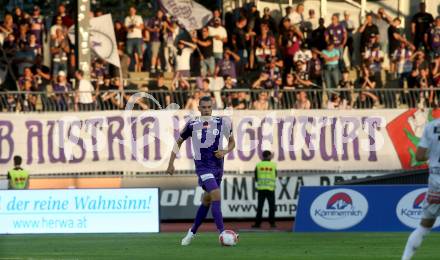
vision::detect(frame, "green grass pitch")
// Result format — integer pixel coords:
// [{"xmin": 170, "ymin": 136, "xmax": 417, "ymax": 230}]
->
[{"xmin": 0, "ymin": 232, "xmax": 439, "ymax": 259}]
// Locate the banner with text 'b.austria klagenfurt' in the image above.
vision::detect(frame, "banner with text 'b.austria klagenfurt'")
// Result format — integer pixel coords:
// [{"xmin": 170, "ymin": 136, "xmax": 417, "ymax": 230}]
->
[{"xmin": 0, "ymin": 109, "xmax": 433, "ymax": 174}]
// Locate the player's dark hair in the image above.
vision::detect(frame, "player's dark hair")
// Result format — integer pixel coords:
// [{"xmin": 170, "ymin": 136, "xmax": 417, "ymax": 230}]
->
[
  {"xmin": 13, "ymin": 155, "xmax": 22, "ymax": 166},
  {"xmin": 262, "ymin": 150, "xmax": 272, "ymax": 160},
  {"xmin": 199, "ymin": 96, "xmax": 212, "ymax": 106}
]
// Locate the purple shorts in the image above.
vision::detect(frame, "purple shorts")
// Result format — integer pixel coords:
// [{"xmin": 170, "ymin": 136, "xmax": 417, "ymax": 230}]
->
[{"xmin": 198, "ymin": 173, "xmax": 222, "ymax": 192}]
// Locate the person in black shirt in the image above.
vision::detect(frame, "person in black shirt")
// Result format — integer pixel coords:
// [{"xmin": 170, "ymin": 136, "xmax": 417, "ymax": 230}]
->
[
  {"xmin": 358, "ymin": 66, "xmax": 376, "ymax": 89},
  {"xmin": 311, "ymin": 18, "xmax": 327, "ymax": 51},
  {"xmin": 232, "ymin": 89, "xmax": 249, "ymax": 110},
  {"xmin": 193, "ymin": 27, "xmax": 214, "ymax": 77},
  {"xmin": 388, "ymin": 18, "xmax": 401, "ymax": 57},
  {"xmin": 231, "ymin": 17, "xmax": 247, "ymax": 53},
  {"xmin": 309, "ymin": 50, "xmax": 323, "ymax": 86},
  {"xmin": 411, "ymin": 2, "xmax": 434, "ymax": 49},
  {"xmin": 359, "ymin": 13, "xmax": 379, "ymax": 54},
  {"xmin": 172, "ymin": 79, "xmax": 190, "ymax": 109},
  {"xmin": 354, "ymin": 91, "xmax": 378, "ymax": 109},
  {"xmin": 261, "ymin": 7, "xmax": 278, "ymax": 35},
  {"xmin": 31, "ymin": 56, "xmax": 51, "ymax": 92},
  {"xmin": 281, "ymin": 73, "xmax": 296, "ymax": 109},
  {"xmin": 98, "ymin": 76, "xmax": 122, "ymax": 110},
  {"xmin": 231, "ymin": 16, "xmax": 249, "ymax": 75},
  {"xmin": 148, "ymin": 75, "xmax": 170, "ymax": 109},
  {"xmin": 388, "ymin": 17, "xmax": 413, "ymax": 73},
  {"xmin": 114, "ymin": 21, "xmax": 127, "ymax": 48},
  {"xmin": 246, "ymin": 4, "xmax": 261, "ymax": 35},
  {"xmin": 338, "ymin": 70, "xmax": 354, "ymax": 107},
  {"xmin": 221, "ymin": 75, "xmax": 236, "ymax": 108},
  {"xmin": 279, "ymin": 17, "xmax": 292, "ymax": 39}
]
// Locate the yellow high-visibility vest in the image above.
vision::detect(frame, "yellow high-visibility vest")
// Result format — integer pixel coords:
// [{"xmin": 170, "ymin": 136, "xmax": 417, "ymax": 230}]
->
[
  {"xmin": 8, "ymin": 168, "xmax": 29, "ymax": 189},
  {"xmin": 256, "ymin": 161, "xmax": 277, "ymax": 191}
]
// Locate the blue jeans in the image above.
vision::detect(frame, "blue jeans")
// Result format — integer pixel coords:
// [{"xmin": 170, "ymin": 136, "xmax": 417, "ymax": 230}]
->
[
  {"xmin": 324, "ymin": 64, "xmax": 341, "ymax": 89},
  {"xmin": 398, "ymin": 72, "xmax": 410, "ymax": 89},
  {"xmin": 337, "ymin": 47, "xmax": 346, "ymax": 72},
  {"xmin": 200, "ymin": 56, "xmax": 215, "ymax": 77},
  {"xmin": 236, "ymin": 49, "xmax": 247, "ymax": 75},
  {"xmin": 126, "ymin": 38, "xmax": 143, "ymax": 56}
]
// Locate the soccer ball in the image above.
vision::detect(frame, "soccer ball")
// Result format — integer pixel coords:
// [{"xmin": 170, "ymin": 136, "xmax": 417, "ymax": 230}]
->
[{"xmin": 219, "ymin": 230, "xmax": 239, "ymax": 246}]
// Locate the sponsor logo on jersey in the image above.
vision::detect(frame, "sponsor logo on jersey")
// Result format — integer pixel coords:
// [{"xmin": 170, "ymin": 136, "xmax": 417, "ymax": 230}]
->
[{"xmin": 310, "ymin": 189, "xmax": 368, "ymax": 230}]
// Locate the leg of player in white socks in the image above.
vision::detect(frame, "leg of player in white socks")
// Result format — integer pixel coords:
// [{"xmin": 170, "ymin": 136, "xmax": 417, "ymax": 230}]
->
[{"xmin": 402, "ymin": 219, "xmax": 434, "ymax": 260}]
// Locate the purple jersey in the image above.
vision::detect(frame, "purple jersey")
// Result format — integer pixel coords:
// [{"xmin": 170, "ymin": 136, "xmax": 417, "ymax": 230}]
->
[
  {"xmin": 53, "ymin": 82, "xmax": 72, "ymax": 92},
  {"xmin": 148, "ymin": 17, "xmax": 166, "ymax": 42},
  {"xmin": 430, "ymin": 27, "xmax": 440, "ymax": 49},
  {"xmin": 30, "ymin": 16, "xmax": 44, "ymax": 44},
  {"xmin": 218, "ymin": 59, "xmax": 237, "ymax": 79},
  {"xmin": 325, "ymin": 24, "xmax": 346, "ymax": 47},
  {"xmin": 180, "ymin": 116, "xmax": 233, "ymax": 177}
]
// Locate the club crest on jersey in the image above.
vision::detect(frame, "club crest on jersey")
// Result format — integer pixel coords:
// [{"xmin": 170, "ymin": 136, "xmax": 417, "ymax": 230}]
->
[{"xmin": 213, "ymin": 129, "xmax": 220, "ymax": 135}]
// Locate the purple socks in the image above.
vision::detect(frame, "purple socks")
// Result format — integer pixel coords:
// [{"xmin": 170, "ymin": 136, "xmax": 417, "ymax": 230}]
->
[
  {"xmin": 190, "ymin": 201, "xmax": 224, "ymax": 234},
  {"xmin": 191, "ymin": 204, "xmax": 210, "ymax": 234},
  {"xmin": 211, "ymin": 200, "xmax": 224, "ymax": 233}
]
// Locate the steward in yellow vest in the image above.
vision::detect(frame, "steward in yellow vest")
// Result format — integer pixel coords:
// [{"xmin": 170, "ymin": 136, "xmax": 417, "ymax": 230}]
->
[
  {"xmin": 7, "ymin": 156, "xmax": 29, "ymax": 190},
  {"xmin": 252, "ymin": 150, "xmax": 277, "ymax": 228}
]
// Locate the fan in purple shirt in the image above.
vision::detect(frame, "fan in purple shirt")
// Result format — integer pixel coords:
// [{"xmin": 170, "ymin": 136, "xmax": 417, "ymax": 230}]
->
[
  {"xmin": 324, "ymin": 15, "xmax": 347, "ymax": 49},
  {"xmin": 167, "ymin": 96, "xmax": 235, "ymax": 246}
]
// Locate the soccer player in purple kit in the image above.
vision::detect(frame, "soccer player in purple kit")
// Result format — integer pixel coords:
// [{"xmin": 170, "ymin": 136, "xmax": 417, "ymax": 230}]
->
[{"xmin": 166, "ymin": 96, "xmax": 235, "ymax": 246}]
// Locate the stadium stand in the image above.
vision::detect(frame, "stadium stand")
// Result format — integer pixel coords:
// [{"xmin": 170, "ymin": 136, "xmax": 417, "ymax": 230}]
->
[
  {"xmin": 2, "ymin": 2, "xmax": 440, "ymax": 259},
  {"xmin": 0, "ymin": 1, "xmax": 439, "ymax": 111}
]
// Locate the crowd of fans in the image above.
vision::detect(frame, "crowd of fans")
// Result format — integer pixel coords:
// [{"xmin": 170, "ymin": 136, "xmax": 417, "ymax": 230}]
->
[{"xmin": 0, "ymin": 2, "xmax": 440, "ymax": 111}]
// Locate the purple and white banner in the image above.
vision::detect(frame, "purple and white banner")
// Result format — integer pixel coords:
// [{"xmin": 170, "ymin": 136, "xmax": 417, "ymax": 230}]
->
[
  {"xmin": 68, "ymin": 14, "xmax": 120, "ymax": 67},
  {"xmin": 0, "ymin": 109, "xmax": 428, "ymax": 174},
  {"xmin": 0, "ymin": 109, "xmax": 440, "ymax": 173},
  {"xmin": 160, "ymin": 0, "xmax": 213, "ymax": 31}
]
